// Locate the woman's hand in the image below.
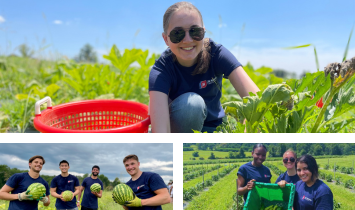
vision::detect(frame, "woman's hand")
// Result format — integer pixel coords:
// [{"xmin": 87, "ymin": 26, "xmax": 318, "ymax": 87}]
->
[
  {"xmin": 277, "ymin": 180, "xmax": 287, "ymax": 188},
  {"xmin": 246, "ymin": 179, "xmax": 256, "ymax": 191}
]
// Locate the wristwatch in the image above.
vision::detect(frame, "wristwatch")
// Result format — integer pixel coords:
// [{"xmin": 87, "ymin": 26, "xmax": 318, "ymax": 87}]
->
[{"xmin": 77, "ymin": 201, "xmax": 80, "ymax": 203}]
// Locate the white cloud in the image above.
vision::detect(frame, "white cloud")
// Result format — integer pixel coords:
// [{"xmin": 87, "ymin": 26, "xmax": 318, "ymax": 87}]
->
[
  {"xmin": 0, "ymin": 15, "xmax": 5, "ymax": 23},
  {"xmin": 140, "ymin": 160, "xmax": 173, "ymax": 169},
  {"xmin": 53, "ymin": 20, "xmax": 63, "ymax": 25},
  {"xmin": 230, "ymin": 46, "xmax": 355, "ymax": 76},
  {"xmin": 0, "ymin": 154, "xmax": 28, "ymax": 168}
]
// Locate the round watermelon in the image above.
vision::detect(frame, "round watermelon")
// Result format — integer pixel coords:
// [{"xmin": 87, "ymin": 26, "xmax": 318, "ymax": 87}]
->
[
  {"xmin": 62, "ymin": 190, "xmax": 73, "ymax": 201},
  {"xmin": 112, "ymin": 184, "xmax": 134, "ymax": 205},
  {"xmin": 90, "ymin": 183, "xmax": 101, "ymax": 193},
  {"xmin": 27, "ymin": 183, "xmax": 46, "ymax": 200}
]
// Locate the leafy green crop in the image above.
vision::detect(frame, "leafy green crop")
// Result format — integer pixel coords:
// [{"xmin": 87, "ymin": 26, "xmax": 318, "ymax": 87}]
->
[{"xmin": 221, "ymin": 56, "xmax": 355, "ymax": 133}]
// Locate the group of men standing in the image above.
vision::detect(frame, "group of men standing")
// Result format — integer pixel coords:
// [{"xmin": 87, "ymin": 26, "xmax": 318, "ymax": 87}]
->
[{"xmin": 0, "ymin": 154, "xmax": 170, "ymax": 210}]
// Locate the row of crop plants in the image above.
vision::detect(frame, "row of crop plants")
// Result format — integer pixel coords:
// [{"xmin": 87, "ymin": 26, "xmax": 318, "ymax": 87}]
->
[
  {"xmin": 184, "ymin": 165, "xmax": 222, "ymax": 181},
  {"xmin": 184, "ymin": 167, "xmax": 239, "ymax": 210},
  {"xmin": 183, "ymin": 164, "xmax": 222, "ymax": 174},
  {"xmin": 183, "ymin": 164, "xmax": 238, "ymax": 202}
]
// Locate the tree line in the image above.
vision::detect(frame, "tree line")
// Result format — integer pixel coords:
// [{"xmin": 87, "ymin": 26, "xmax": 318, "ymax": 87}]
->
[
  {"xmin": 0, "ymin": 164, "xmax": 121, "ymax": 190},
  {"xmin": 183, "ymin": 143, "xmax": 355, "ymax": 157}
]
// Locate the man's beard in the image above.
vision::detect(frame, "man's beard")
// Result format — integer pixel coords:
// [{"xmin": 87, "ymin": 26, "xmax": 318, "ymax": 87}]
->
[{"xmin": 92, "ymin": 172, "xmax": 99, "ymax": 176}]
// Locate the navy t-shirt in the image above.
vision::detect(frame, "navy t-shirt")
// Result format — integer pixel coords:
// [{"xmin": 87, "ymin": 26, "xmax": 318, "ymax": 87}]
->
[
  {"xmin": 149, "ymin": 38, "xmax": 242, "ymax": 127},
  {"xmin": 5, "ymin": 172, "xmax": 50, "ymax": 210},
  {"xmin": 237, "ymin": 162, "xmax": 272, "ymax": 201},
  {"xmin": 275, "ymin": 171, "xmax": 300, "ymax": 184},
  {"xmin": 125, "ymin": 172, "xmax": 167, "ymax": 210},
  {"xmin": 294, "ymin": 179, "xmax": 333, "ymax": 210},
  {"xmin": 50, "ymin": 174, "xmax": 80, "ymax": 209},
  {"xmin": 81, "ymin": 177, "xmax": 104, "ymax": 209}
]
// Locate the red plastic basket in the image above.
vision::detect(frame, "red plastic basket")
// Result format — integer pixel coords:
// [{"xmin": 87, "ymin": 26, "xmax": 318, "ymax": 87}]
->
[{"xmin": 33, "ymin": 97, "xmax": 150, "ymax": 133}]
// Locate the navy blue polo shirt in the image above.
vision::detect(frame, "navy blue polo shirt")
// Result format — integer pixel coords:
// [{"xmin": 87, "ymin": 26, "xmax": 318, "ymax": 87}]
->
[
  {"xmin": 126, "ymin": 172, "xmax": 167, "ymax": 210},
  {"xmin": 81, "ymin": 177, "xmax": 104, "ymax": 209},
  {"xmin": 294, "ymin": 179, "xmax": 333, "ymax": 210},
  {"xmin": 237, "ymin": 162, "xmax": 272, "ymax": 201},
  {"xmin": 149, "ymin": 38, "xmax": 242, "ymax": 127},
  {"xmin": 50, "ymin": 174, "xmax": 80, "ymax": 209},
  {"xmin": 5, "ymin": 172, "xmax": 50, "ymax": 210},
  {"xmin": 275, "ymin": 171, "xmax": 300, "ymax": 184}
]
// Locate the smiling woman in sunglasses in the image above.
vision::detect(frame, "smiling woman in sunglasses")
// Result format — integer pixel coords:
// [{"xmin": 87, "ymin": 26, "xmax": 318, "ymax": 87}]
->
[
  {"xmin": 276, "ymin": 149, "xmax": 300, "ymax": 188},
  {"xmin": 149, "ymin": 1, "xmax": 259, "ymax": 133}
]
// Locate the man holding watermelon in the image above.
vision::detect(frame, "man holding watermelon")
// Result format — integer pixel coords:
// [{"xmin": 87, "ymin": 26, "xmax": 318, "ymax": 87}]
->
[
  {"xmin": 0, "ymin": 155, "xmax": 50, "ymax": 210},
  {"xmin": 50, "ymin": 160, "xmax": 80, "ymax": 210},
  {"xmin": 121, "ymin": 154, "xmax": 170, "ymax": 210},
  {"xmin": 76, "ymin": 165, "xmax": 103, "ymax": 210}
]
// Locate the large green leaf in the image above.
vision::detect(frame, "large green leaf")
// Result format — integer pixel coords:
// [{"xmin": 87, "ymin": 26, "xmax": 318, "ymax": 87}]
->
[
  {"xmin": 223, "ymin": 84, "xmax": 293, "ymax": 132},
  {"xmin": 323, "ymin": 86, "xmax": 355, "ymax": 124}
]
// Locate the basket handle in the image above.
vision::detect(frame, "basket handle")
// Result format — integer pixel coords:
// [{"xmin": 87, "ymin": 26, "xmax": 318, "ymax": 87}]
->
[{"xmin": 35, "ymin": 96, "xmax": 52, "ymax": 115}]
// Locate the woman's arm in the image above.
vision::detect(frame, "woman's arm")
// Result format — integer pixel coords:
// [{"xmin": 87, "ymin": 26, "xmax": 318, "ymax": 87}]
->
[
  {"xmin": 237, "ymin": 175, "xmax": 255, "ymax": 196},
  {"xmin": 149, "ymin": 91, "xmax": 170, "ymax": 133},
  {"xmin": 228, "ymin": 66, "xmax": 260, "ymax": 98}
]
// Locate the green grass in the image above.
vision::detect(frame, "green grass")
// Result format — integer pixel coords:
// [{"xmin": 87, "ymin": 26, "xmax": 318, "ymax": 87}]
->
[
  {"xmin": 185, "ymin": 168, "xmax": 238, "ymax": 210},
  {"xmin": 0, "ymin": 190, "xmax": 173, "ymax": 210}
]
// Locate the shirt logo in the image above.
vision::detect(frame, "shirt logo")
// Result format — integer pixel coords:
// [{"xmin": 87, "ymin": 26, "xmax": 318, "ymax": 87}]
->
[
  {"xmin": 199, "ymin": 80, "xmax": 207, "ymax": 89},
  {"xmin": 68, "ymin": 180, "xmax": 74, "ymax": 183},
  {"xmin": 199, "ymin": 77, "xmax": 217, "ymax": 89},
  {"xmin": 137, "ymin": 185, "xmax": 145, "ymax": 190},
  {"xmin": 264, "ymin": 175, "xmax": 270, "ymax": 178},
  {"xmin": 302, "ymin": 195, "xmax": 312, "ymax": 202}
]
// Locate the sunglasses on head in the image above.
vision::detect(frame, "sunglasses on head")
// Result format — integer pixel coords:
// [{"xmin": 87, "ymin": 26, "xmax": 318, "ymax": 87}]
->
[
  {"xmin": 283, "ymin": 157, "xmax": 296, "ymax": 163},
  {"xmin": 168, "ymin": 26, "xmax": 205, "ymax": 44}
]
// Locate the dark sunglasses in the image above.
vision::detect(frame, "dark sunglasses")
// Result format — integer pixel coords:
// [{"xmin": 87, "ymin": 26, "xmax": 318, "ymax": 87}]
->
[
  {"xmin": 283, "ymin": 157, "xmax": 296, "ymax": 163},
  {"xmin": 168, "ymin": 26, "xmax": 205, "ymax": 43}
]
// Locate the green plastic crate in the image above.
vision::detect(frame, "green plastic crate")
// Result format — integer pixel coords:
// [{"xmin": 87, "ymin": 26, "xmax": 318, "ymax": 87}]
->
[{"xmin": 243, "ymin": 182, "xmax": 295, "ymax": 210}]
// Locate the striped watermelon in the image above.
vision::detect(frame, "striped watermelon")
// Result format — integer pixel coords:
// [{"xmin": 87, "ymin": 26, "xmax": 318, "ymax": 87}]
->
[
  {"xmin": 27, "ymin": 183, "xmax": 46, "ymax": 200},
  {"xmin": 112, "ymin": 184, "xmax": 134, "ymax": 205},
  {"xmin": 62, "ymin": 190, "xmax": 73, "ymax": 201},
  {"xmin": 90, "ymin": 183, "xmax": 101, "ymax": 193}
]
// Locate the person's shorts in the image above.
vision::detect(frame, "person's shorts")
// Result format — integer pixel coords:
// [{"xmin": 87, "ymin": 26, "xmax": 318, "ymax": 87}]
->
[
  {"xmin": 81, "ymin": 206, "xmax": 98, "ymax": 210},
  {"xmin": 170, "ymin": 193, "xmax": 173, "ymax": 198}
]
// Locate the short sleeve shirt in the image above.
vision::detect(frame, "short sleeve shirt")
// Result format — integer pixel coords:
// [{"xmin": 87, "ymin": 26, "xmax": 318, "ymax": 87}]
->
[
  {"xmin": 275, "ymin": 171, "xmax": 300, "ymax": 184},
  {"xmin": 81, "ymin": 177, "xmax": 104, "ymax": 209},
  {"xmin": 50, "ymin": 174, "xmax": 80, "ymax": 209},
  {"xmin": 149, "ymin": 38, "xmax": 242, "ymax": 127},
  {"xmin": 125, "ymin": 172, "xmax": 167, "ymax": 210},
  {"xmin": 294, "ymin": 179, "xmax": 333, "ymax": 210},
  {"xmin": 237, "ymin": 162, "xmax": 272, "ymax": 201},
  {"xmin": 6, "ymin": 172, "xmax": 50, "ymax": 210}
]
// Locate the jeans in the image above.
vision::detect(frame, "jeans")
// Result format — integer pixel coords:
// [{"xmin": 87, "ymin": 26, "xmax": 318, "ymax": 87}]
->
[
  {"xmin": 170, "ymin": 92, "xmax": 216, "ymax": 133},
  {"xmin": 57, "ymin": 208, "xmax": 78, "ymax": 210}
]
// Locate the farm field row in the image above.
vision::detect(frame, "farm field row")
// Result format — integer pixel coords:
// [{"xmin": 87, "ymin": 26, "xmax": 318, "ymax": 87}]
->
[
  {"xmin": 184, "ymin": 164, "xmax": 240, "ymax": 190},
  {"xmin": 185, "ymin": 168, "xmax": 238, "ymax": 210}
]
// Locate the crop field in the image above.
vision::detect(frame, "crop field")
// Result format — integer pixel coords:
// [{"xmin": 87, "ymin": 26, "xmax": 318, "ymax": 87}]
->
[
  {"xmin": 1, "ymin": 42, "xmax": 355, "ymax": 132},
  {"xmin": 0, "ymin": 190, "xmax": 173, "ymax": 210},
  {"xmin": 183, "ymin": 147, "xmax": 355, "ymax": 210}
]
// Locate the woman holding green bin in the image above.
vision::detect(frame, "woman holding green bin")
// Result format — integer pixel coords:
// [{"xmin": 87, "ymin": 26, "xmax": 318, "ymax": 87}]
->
[
  {"xmin": 237, "ymin": 144, "xmax": 272, "ymax": 202},
  {"xmin": 293, "ymin": 154, "xmax": 333, "ymax": 210},
  {"xmin": 276, "ymin": 149, "xmax": 300, "ymax": 187}
]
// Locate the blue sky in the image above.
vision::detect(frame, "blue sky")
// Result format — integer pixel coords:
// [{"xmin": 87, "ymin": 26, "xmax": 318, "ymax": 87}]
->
[{"xmin": 0, "ymin": 0, "xmax": 354, "ymax": 76}]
